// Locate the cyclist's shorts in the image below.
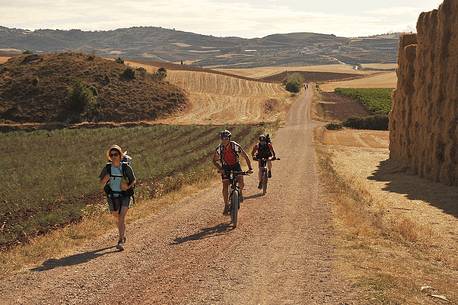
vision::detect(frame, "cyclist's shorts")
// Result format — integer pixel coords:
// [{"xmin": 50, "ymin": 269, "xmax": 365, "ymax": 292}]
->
[
  {"xmin": 107, "ymin": 195, "xmax": 131, "ymax": 212},
  {"xmin": 221, "ymin": 163, "xmax": 242, "ymax": 181}
]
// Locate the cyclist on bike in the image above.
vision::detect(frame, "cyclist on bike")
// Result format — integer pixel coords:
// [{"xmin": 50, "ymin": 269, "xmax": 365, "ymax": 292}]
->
[
  {"xmin": 252, "ymin": 134, "xmax": 276, "ymax": 189},
  {"xmin": 213, "ymin": 130, "xmax": 253, "ymax": 215}
]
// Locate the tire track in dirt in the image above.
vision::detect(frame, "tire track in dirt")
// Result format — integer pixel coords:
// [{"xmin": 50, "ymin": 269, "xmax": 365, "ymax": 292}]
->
[{"xmin": 0, "ymin": 88, "xmax": 357, "ymax": 304}]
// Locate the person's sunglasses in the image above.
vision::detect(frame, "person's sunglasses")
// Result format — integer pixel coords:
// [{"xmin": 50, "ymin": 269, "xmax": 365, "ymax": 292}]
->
[{"xmin": 109, "ymin": 152, "xmax": 119, "ymax": 157}]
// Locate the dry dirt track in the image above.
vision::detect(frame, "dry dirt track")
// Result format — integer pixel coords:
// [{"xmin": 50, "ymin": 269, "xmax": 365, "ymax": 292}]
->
[{"xmin": 1, "ymin": 89, "xmax": 357, "ymax": 305}]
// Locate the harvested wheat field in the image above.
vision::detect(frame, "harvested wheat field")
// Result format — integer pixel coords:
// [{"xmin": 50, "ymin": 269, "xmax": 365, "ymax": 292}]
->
[
  {"xmin": 163, "ymin": 70, "xmax": 292, "ymax": 124},
  {"xmin": 315, "ymin": 128, "xmax": 458, "ymax": 303},
  {"xmin": 320, "ymin": 72, "xmax": 397, "ymax": 92},
  {"xmin": 127, "ymin": 61, "xmax": 293, "ymax": 124}
]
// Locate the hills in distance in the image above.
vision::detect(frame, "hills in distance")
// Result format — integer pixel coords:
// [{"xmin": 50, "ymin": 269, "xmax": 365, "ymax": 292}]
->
[{"xmin": 0, "ymin": 26, "xmax": 399, "ymax": 68}]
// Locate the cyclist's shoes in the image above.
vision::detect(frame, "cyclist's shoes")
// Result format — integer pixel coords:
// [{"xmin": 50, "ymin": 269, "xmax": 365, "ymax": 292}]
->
[
  {"xmin": 116, "ymin": 239, "xmax": 125, "ymax": 251},
  {"xmin": 223, "ymin": 205, "xmax": 230, "ymax": 215},
  {"xmin": 268, "ymin": 170, "xmax": 272, "ymax": 178},
  {"xmin": 258, "ymin": 182, "xmax": 262, "ymax": 189}
]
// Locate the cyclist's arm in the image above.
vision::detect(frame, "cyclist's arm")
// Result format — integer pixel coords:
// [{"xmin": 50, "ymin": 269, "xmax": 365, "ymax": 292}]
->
[
  {"xmin": 251, "ymin": 145, "xmax": 258, "ymax": 158},
  {"xmin": 212, "ymin": 151, "xmax": 223, "ymax": 171},
  {"xmin": 269, "ymin": 144, "xmax": 276, "ymax": 158},
  {"xmin": 240, "ymin": 148, "xmax": 253, "ymax": 170}
]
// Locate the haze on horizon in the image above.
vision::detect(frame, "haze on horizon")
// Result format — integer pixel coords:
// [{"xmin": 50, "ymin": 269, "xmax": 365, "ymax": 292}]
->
[{"xmin": 0, "ymin": 0, "xmax": 444, "ymax": 38}]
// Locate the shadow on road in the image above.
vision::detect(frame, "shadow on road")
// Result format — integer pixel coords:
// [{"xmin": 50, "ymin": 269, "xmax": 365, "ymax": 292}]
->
[
  {"xmin": 368, "ymin": 159, "xmax": 458, "ymax": 218},
  {"xmin": 31, "ymin": 246, "xmax": 118, "ymax": 272},
  {"xmin": 171, "ymin": 223, "xmax": 232, "ymax": 245},
  {"xmin": 244, "ymin": 193, "xmax": 264, "ymax": 200}
]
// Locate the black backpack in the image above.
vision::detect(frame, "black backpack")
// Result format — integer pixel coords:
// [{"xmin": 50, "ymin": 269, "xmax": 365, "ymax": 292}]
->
[{"xmin": 266, "ymin": 134, "xmax": 272, "ymax": 143}]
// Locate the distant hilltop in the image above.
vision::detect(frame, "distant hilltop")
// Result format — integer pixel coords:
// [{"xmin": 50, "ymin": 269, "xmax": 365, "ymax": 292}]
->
[{"xmin": 0, "ymin": 26, "xmax": 399, "ymax": 68}]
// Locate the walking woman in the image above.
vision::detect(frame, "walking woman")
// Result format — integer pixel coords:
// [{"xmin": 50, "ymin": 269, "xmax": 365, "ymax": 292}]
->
[{"xmin": 99, "ymin": 145, "xmax": 136, "ymax": 250}]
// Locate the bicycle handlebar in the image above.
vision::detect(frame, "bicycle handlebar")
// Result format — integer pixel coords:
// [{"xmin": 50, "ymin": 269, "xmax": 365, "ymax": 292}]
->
[{"xmin": 253, "ymin": 156, "xmax": 280, "ymax": 161}]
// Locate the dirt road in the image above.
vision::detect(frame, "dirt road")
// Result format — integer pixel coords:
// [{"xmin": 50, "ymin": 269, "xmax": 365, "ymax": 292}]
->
[{"xmin": 1, "ymin": 89, "xmax": 356, "ymax": 304}]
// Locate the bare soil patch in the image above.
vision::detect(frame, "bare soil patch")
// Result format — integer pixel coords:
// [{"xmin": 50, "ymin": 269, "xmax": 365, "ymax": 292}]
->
[{"xmin": 315, "ymin": 92, "xmax": 370, "ymax": 121}]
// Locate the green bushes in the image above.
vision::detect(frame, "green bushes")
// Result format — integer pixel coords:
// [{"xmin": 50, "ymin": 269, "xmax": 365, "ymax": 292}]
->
[
  {"xmin": 326, "ymin": 122, "xmax": 343, "ymax": 130},
  {"xmin": 343, "ymin": 115, "xmax": 389, "ymax": 130},
  {"xmin": 334, "ymin": 88, "xmax": 393, "ymax": 115},
  {"xmin": 0, "ymin": 124, "xmax": 265, "ymax": 248},
  {"xmin": 284, "ymin": 73, "xmax": 304, "ymax": 93},
  {"xmin": 121, "ymin": 67, "xmax": 136, "ymax": 80},
  {"xmin": 68, "ymin": 80, "xmax": 97, "ymax": 114},
  {"xmin": 153, "ymin": 67, "xmax": 167, "ymax": 81}
]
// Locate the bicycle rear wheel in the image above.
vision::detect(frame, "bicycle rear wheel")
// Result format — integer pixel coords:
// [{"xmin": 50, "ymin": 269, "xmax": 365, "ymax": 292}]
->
[{"xmin": 230, "ymin": 190, "xmax": 239, "ymax": 227}]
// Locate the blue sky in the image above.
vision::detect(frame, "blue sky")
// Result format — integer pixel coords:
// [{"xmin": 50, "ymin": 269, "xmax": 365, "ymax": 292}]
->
[{"xmin": 0, "ymin": 0, "xmax": 444, "ymax": 37}]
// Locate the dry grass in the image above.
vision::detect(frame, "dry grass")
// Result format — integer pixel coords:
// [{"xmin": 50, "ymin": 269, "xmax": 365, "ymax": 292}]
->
[
  {"xmin": 0, "ymin": 56, "xmax": 10, "ymax": 64},
  {"xmin": 315, "ymin": 131, "xmax": 458, "ymax": 304},
  {"xmin": 320, "ymin": 72, "xmax": 397, "ymax": 92}
]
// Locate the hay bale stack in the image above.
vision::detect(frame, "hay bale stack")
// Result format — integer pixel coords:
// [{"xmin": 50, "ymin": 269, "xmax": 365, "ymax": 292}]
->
[{"xmin": 389, "ymin": 0, "xmax": 458, "ymax": 185}]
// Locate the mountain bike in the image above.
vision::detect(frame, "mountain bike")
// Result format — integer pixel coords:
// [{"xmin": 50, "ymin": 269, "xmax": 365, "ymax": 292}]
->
[
  {"xmin": 227, "ymin": 170, "xmax": 250, "ymax": 228},
  {"xmin": 256, "ymin": 156, "xmax": 279, "ymax": 195}
]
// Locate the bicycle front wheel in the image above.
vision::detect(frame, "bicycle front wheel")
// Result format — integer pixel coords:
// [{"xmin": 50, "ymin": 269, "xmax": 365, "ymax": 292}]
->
[
  {"xmin": 262, "ymin": 171, "xmax": 268, "ymax": 195},
  {"xmin": 230, "ymin": 190, "xmax": 239, "ymax": 227}
]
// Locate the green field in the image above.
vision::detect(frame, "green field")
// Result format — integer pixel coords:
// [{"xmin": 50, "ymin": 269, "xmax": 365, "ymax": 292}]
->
[
  {"xmin": 334, "ymin": 88, "xmax": 393, "ymax": 115},
  {"xmin": 0, "ymin": 124, "xmax": 264, "ymax": 248}
]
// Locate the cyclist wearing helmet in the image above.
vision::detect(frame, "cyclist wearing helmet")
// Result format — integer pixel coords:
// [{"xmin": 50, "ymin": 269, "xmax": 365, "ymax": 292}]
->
[
  {"xmin": 213, "ymin": 130, "xmax": 253, "ymax": 215},
  {"xmin": 252, "ymin": 134, "xmax": 276, "ymax": 189}
]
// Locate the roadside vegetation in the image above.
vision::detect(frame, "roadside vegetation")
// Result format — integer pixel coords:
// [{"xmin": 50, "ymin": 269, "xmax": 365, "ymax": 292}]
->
[
  {"xmin": 284, "ymin": 72, "xmax": 304, "ymax": 93},
  {"xmin": 330, "ymin": 88, "xmax": 392, "ymax": 130},
  {"xmin": 334, "ymin": 88, "xmax": 392, "ymax": 114},
  {"xmin": 0, "ymin": 124, "xmax": 265, "ymax": 249}
]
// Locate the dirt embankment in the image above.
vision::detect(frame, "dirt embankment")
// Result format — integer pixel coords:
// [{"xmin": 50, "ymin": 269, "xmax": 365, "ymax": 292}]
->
[
  {"xmin": 390, "ymin": 0, "xmax": 458, "ymax": 186},
  {"xmin": 0, "ymin": 53, "xmax": 187, "ymax": 123}
]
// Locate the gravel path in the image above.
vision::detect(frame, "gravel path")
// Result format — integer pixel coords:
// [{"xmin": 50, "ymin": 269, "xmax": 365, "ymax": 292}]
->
[{"xmin": 1, "ymin": 88, "xmax": 357, "ymax": 304}]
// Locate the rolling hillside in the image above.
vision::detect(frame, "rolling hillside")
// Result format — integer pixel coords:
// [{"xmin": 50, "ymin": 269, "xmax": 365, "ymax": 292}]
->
[
  {"xmin": 0, "ymin": 26, "xmax": 399, "ymax": 67},
  {"xmin": 0, "ymin": 53, "xmax": 187, "ymax": 123}
]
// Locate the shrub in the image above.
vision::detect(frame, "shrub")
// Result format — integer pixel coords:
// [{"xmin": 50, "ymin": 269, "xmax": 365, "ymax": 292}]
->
[
  {"xmin": 136, "ymin": 67, "xmax": 147, "ymax": 78},
  {"xmin": 326, "ymin": 122, "xmax": 343, "ymax": 130},
  {"xmin": 31, "ymin": 77, "xmax": 39, "ymax": 87},
  {"xmin": 115, "ymin": 57, "xmax": 124, "ymax": 64},
  {"xmin": 153, "ymin": 67, "xmax": 167, "ymax": 81},
  {"xmin": 284, "ymin": 73, "xmax": 304, "ymax": 93},
  {"xmin": 68, "ymin": 80, "xmax": 97, "ymax": 113},
  {"xmin": 121, "ymin": 67, "xmax": 135, "ymax": 80},
  {"xmin": 286, "ymin": 80, "xmax": 301, "ymax": 93},
  {"xmin": 343, "ymin": 115, "xmax": 388, "ymax": 130}
]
